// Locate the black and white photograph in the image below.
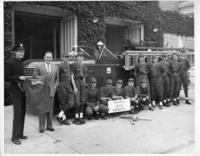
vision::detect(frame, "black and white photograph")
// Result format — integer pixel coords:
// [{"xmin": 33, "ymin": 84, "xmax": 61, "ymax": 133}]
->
[{"xmin": 2, "ymin": 0, "xmax": 199, "ymax": 154}]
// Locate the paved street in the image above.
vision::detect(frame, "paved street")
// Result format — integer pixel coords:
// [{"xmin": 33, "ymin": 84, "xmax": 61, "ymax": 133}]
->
[{"xmin": 4, "ymin": 88, "xmax": 194, "ymax": 154}]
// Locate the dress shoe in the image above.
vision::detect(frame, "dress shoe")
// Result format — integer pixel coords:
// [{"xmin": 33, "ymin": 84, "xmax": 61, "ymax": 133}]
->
[
  {"xmin": 94, "ymin": 114, "xmax": 99, "ymax": 120},
  {"xmin": 12, "ymin": 139, "xmax": 21, "ymax": 145},
  {"xmin": 176, "ymin": 99, "xmax": 180, "ymax": 105},
  {"xmin": 79, "ymin": 118, "xmax": 86, "ymax": 124},
  {"xmin": 39, "ymin": 130, "xmax": 45, "ymax": 133},
  {"xmin": 47, "ymin": 127, "xmax": 55, "ymax": 131},
  {"xmin": 173, "ymin": 100, "xmax": 178, "ymax": 106},
  {"xmin": 159, "ymin": 105, "xmax": 163, "ymax": 109},
  {"xmin": 101, "ymin": 114, "xmax": 107, "ymax": 120},
  {"xmin": 87, "ymin": 116, "xmax": 92, "ymax": 120},
  {"xmin": 149, "ymin": 107, "xmax": 154, "ymax": 111},
  {"xmin": 56, "ymin": 116, "xmax": 63, "ymax": 125},
  {"xmin": 164, "ymin": 103, "xmax": 170, "ymax": 107},
  {"xmin": 129, "ymin": 109, "xmax": 137, "ymax": 114},
  {"xmin": 20, "ymin": 135, "xmax": 28, "ymax": 139},
  {"xmin": 63, "ymin": 119, "xmax": 71, "ymax": 125},
  {"xmin": 73, "ymin": 118, "xmax": 81, "ymax": 125},
  {"xmin": 186, "ymin": 99, "xmax": 191, "ymax": 105}
]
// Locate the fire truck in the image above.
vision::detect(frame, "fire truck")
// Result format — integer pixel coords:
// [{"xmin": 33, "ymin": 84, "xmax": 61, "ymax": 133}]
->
[
  {"xmin": 4, "ymin": 46, "xmax": 194, "ymax": 108},
  {"xmin": 23, "ymin": 47, "xmax": 194, "ymax": 87}
]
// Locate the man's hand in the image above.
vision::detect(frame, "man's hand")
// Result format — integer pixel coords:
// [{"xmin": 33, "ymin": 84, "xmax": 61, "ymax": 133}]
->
[
  {"xmin": 108, "ymin": 98, "xmax": 112, "ymax": 101},
  {"xmin": 19, "ymin": 76, "xmax": 27, "ymax": 81},
  {"xmin": 143, "ymin": 98, "xmax": 146, "ymax": 101},
  {"xmin": 131, "ymin": 97, "xmax": 136, "ymax": 101},
  {"xmin": 74, "ymin": 87, "xmax": 78, "ymax": 94}
]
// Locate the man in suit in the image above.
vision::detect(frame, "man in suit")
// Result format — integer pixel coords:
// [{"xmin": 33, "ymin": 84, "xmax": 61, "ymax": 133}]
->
[
  {"xmin": 5, "ymin": 43, "xmax": 28, "ymax": 145},
  {"xmin": 33, "ymin": 51, "xmax": 59, "ymax": 133}
]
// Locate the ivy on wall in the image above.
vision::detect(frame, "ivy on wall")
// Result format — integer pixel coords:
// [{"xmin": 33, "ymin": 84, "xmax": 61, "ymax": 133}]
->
[{"xmin": 4, "ymin": 1, "xmax": 194, "ymax": 58}]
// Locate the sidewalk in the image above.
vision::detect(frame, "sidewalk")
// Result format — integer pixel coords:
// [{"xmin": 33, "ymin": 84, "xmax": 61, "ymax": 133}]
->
[{"xmin": 4, "ymin": 89, "xmax": 194, "ymax": 154}]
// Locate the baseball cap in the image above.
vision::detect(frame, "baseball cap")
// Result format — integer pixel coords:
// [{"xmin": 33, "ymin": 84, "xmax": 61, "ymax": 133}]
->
[
  {"xmin": 116, "ymin": 79, "xmax": 123, "ymax": 84},
  {"xmin": 106, "ymin": 79, "xmax": 113, "ymax": 84},
  {"xmin": 89, "ymin": 77, "xmax": 97, "ymax": 83},
  {"xmin": 128, "ymin": 78, "xmax": 134, "ymax": 82}
]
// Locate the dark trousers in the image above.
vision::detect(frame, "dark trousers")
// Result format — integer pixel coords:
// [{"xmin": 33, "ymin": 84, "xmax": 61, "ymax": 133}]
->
[
  {"xmin": 138, "ymin": 98, "xmax": 151, "ymax": 106},
  {"xmin": 74, "ymin": 78, "xmax": 86, "ymax": 105},
  {"xmin": 39, "ymin": 99, "xmax": 53, "ymax": 130},
  {"xmin": 39, "ymin": 109, "xmax": 53, "ymax": 131},
  {"xmin": 150, "ymin": 77, "xmax": 163, "ymax": 101},
  {"xmin": 179, "ymin": 71, "xmax": 189, "ymax": 97},
  {"xmin": 56, "ymin": 81, "xmax": 74, "ymax": 112},
  {"xmin": 136, "ymin": 75, "xmax": 149, "ymax": 88},
  {"xmin": 169, "ymin": 74, "xmax": 180, "ymax": 99},
  {"xmin": 10, "ymin": 84, "xmax": 26, "ymax": 141},
  {"xmin": 75, "ymin": 104, "xmax": 84, "ymax": 114},
  {"xmin": 162, "ymin": 75, "xmax": 170, "ymax": 100},
  {"xmin": 74, "ymin": 78, "xmax": 86, "ymax": 115},
  {"xmin": 85, "ymin": 104, "xmax": 109, "ymax": 116}
]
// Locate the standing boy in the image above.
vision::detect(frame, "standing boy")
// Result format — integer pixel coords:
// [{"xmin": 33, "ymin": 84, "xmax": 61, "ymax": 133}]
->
[
  {"xmin": 56, "ymin": 52, "xmax": 74, "ymax": 125},
  {"xmin": 148, "ymin": 56, "xmax": 164, "ymax": 109},
  {"xmin": 71, "ymin": 51, "xmax": 87, "ymax": 125}
]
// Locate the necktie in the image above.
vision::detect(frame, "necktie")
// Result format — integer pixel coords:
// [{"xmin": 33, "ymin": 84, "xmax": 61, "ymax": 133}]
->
[{"xmin": 47, "ymin": 63, "xmax": 51, "ymax": 73}]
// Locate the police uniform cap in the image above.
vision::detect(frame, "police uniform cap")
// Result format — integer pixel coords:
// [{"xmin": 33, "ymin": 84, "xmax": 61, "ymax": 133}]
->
[
  {"xmin": 89, "ymin": 77, "xmax": 97, "ymax": 83},
  {"xmin": 128, "ymin": 78, "xmax": 134, "ymax": 82},
  {"xmin": 116, "ymin": 79, "xmax": 123, "ymax": 84},
  {"xmin": 106, "ymin": 79, "xmax": 113, "ymax": 84},
  {"xmin": 12, "ymin": 43, "xmax": 24, "ymax": 52}
]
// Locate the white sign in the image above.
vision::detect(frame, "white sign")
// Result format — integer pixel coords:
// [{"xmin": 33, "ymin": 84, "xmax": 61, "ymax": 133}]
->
[
  {"xmin": 107, "ymin": 67, "xmax": 111, "ymax": 74},
  {"xmin": 108, "ymin": 99, "xmax": 131, "ymax": 113}
]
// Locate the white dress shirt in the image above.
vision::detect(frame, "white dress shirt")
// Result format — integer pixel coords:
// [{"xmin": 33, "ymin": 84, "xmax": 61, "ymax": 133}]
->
[{"xmin": 44, "ymin": 62, "xmax": 51, "ymax": 73}]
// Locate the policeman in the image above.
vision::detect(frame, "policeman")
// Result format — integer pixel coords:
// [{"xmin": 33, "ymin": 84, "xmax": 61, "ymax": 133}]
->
[
  {"xmin": 71, "ymin": 51, "xmax": 87, "ymax": 125},
  {"xmin": 99, "ymin": 78, "xmax": 115, "ymax": 119},
  {"xmin": 136, "ymin": 79, "xmax": 154, "ymax": 111},
  {"xmin": 112, "ymin": 79, "xmax": 124, "ymax": 100},
  {"xmin": 85, "ymin": 77, "xmax": 109, "ymax": 120},
  {"xmin": 124, "ymin": 78, "xmax": 139, "ymax": 114},
  {"xmin": 169, "ymin": 53, "xmax": 181, "ymax": 106},
  {"xmin": 135, "ymin": 53, "xmax": 149, "ymax": 87},
  {"xmin": 148, "ymin": 56, "xmax": 164, "ymax": 109},
  {"xmin": 178, "ymin": 52, "xmax": 191, "ymax": 104},
  {"xmin": 56, "ymin": 52, "xmax": 74, "ymax": 125},
  {"xmin": 159, "ymin": 54, "xmax": 171, "ymax": 107},
  {"xmin": 5, "ymin": 43, "xmax": 28, "ymax": 145}
]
